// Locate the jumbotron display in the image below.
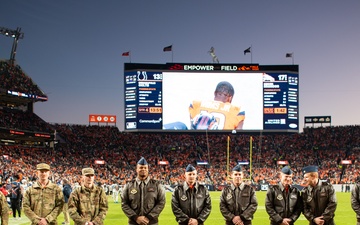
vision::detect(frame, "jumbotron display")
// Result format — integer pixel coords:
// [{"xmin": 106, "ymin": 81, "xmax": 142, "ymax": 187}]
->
[{"xmin": 124, "ymin": 63, "xmax": 299, "ymax": 132}]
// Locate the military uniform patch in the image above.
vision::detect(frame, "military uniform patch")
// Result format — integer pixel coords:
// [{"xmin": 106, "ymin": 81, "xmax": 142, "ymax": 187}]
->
[
  {"xmin": 307, "ymin": 196, "xmax": 312, "ymax": 202},
  {"xmin": 226, "ymin": 193, "xmax": 232, "ymax": 200},
  {"xmin": 181, "ymin": 195, "xmax": 187, "ymax": 201},
  {"xmin": 277, "ymin": 194, "xmax": 283, "ymax": 200},
  {"xmin": 130, "ymin": 189, "xmax": 137, "ymax": 194}
]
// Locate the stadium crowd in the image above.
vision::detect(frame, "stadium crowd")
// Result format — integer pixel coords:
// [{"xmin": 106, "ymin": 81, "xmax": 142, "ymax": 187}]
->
[
  {"xmin": 0, "ymin": 107, "xmax": 53, "ymax": 133},
  {"xmin": 1, "ymin": 115, "xmax": 360, "ymax": 190},
  {"xmin": 0, "ymin": 60, "xmax": 47, "ymax": 98}
]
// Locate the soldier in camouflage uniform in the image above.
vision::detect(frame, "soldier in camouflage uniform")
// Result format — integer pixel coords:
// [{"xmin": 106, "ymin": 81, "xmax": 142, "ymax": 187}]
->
[
  {"xmin": 23, "ymin": 163, "xmax": 64, "ymax": 225},
  {"xmin": 0, "ymin": 191, "xmax": 9, "ymax": 225},
  {"xmin": 68, "ymin": 168, "xmax": 108, "ymax": 225}
]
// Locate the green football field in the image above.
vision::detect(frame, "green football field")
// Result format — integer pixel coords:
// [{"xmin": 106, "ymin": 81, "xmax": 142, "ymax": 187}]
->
[{"xmin": 13, "ymin": 191, "xmax": 356, "ymax": 225}]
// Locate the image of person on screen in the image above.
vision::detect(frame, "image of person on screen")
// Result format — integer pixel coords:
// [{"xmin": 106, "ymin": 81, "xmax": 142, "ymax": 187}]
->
[{"xmin": 189, "ymin": 81, "xmax": 245, "ymax": 130}]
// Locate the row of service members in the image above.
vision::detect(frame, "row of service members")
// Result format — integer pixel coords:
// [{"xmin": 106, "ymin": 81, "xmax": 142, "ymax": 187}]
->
[{"xmin": 2, "ymin": 160, "xmax": 360, "ymax": 225}]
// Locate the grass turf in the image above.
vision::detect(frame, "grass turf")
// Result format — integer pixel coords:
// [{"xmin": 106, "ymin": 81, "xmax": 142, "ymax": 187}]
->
[{"xmin": 14, "ymin": 191, "xmax": 356, "ymax": 225}]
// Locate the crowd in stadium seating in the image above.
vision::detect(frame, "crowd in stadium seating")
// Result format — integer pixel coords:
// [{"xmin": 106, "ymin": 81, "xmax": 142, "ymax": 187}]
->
[
  {"xmin": 1, "ymin": 115, "xmax": 360, "ymax": 190},
  {"xmin": 0, "ymin": 107, "xmax": 53, "ymax": 132},
  {"xmin": 0, "ymin": 60, "xmax": 46, "ymax": 97}
]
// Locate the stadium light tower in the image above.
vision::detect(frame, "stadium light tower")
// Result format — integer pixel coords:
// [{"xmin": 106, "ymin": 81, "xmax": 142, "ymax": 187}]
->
[{"xmin": 0, "ymin": 26, "xmax": 24, "ymax": 65}]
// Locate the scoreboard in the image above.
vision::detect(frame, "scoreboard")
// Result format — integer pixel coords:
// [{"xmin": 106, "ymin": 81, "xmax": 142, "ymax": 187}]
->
[{"xmin": 124, "ymin": 63, "xmax": 299, "ymax": 132}]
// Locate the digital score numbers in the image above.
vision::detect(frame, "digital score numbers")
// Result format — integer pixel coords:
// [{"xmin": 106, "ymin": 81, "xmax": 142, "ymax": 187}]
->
[
  {"xmin": 263, "ymin": 73, "xmax": 298, "ymax": 130},
  {"xmin": 125, "ymin": 71, "xmax": 163, "ymax": 130}
]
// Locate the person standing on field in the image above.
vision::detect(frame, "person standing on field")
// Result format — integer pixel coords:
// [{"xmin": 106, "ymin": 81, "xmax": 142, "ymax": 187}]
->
[
  {"xmin": 351, "ymin": 177, "xmax": 360, "ymax": 225},
  {"xmin": 220, "ymin": 165, "xmax": 258, "ymax": 225},
  {"xmin": 0, "ymin": 190, "xmax": 9, "ymax": 225},
  {"xmin": 68, "ymin": 168, "xmax": 108, "ymax": 225},
  {"xmin": 122, "ymin": 157, "xmax": 166, "ymax": 225},
  {"xmin": 301, "ymin": 166, "xmax": 337, "ymax": 225},
  {"xmin": 171, "ymin": 164, "xmax": 212, "ymax": 225},
  {"xmin": 10, "ymin": 181, "xmax": 21, "ymax": 220},
  {"xmin": 112, "ymin": 184, "xmax": 120, "ymax": 203},
  {"xmin": 62, "ymin": 179, "xmax": 72, "ymax": 225},
  {"xmin": 265, "ymin": 166, "xmax": 303, "ymax": 225},
  {"xmin": 23, "ymin": 163, "xmax": 64, "ymax": 225}
]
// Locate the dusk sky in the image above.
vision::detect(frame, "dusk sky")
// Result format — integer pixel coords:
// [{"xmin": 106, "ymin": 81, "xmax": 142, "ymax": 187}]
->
[{"xmin": 1, "ymin": 1, "xmax": 360, "ymax": 132}]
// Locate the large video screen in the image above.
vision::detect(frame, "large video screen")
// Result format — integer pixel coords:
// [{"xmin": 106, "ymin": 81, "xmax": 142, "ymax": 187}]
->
[{"xmin": 124, "ymin": 63, "xmax": 299, "ymax": 132}]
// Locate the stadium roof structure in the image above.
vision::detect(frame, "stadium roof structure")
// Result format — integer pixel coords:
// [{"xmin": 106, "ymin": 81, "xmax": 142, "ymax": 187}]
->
[
  {"xmin": 0, "ymin": 88, "xmax": 46, "ymax": 106},
  {"xmin": 0, "ymin": 60, "xmax": 48, "ymax": 105}
]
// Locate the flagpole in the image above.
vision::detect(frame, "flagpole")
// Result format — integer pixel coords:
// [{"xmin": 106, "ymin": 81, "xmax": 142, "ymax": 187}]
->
[
  {"xmin": 129, "ymin": 50, "xmax": 132, "ymax": 63},
  {"xmin": 244, "ymin": 46, "xmax": 252, "ymax": 62},
  {"xmin": 292, "ymin": 52, "xmax": 294, "ymax": 65},
  {"xmin": 163, "ymin": 45, "xmax": 173, "ymax": 62},
  {"xmin": 206, "ymin": 129, "xmax": 210, "ymax": 165},
  {"xmin": 250, "ymin": 136, "xmax": 253, "ymax": 181},
  {"xmin": 171, "ymin": 44, "xmax": 174, "ymax": 62},
  {"xmin": 227, "ymin": 135, "xmax": 230, "ymax": 180},
  {"xmin": 250, "ymin": 45, "xmax": 253, "ymax": 64}
]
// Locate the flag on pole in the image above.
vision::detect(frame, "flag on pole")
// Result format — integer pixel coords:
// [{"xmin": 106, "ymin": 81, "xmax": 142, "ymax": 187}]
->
[
  {"xmin": 122, "ymin": 51, "xmax": 130, "ymax": 56},
  {"xmin": 286, "ymin": 53, "xmax": 293, "ymax": 58},
  {"xmin": 244, "ymin": 47, "xmax": 251, "ymax": 55},
  {"xmin": 163, "ymin": 45, "xmax": 172, "ymax": 52}
]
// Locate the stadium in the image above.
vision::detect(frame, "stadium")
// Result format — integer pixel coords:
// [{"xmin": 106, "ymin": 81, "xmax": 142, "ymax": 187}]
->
[{"xmin": 1, "ymin": 27, "xmax": 360, "ymax": 224}]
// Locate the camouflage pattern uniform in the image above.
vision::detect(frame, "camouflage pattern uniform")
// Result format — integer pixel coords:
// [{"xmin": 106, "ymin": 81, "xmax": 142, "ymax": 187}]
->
[
  {"xmin": 0, "ymin": 191, "xmax": 9, "ymax": 225},
  {"xmin": 23, "ymin": 181, "xmax": 64, "ymax": 225},
  {"xmin": 68, "ymin": 185, "xmax": 108, "ymax": 225}
]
